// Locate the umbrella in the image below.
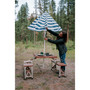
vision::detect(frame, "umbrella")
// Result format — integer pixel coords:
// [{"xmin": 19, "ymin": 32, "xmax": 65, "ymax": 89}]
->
[{"xmin": 28, "ymin": 12, "xmax": 62, "ymax": 54}]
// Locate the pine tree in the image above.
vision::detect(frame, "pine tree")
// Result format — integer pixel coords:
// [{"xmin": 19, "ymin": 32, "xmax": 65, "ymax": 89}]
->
[
  {"xmin": 16, "ymin": 3, "xmax": 29, "ymax": 43},
  {"xmin": 38, "ymin": 0, "xmax": 43, "ymax": 15},
  {"xmin": 56, "ymin": 7, "xmax": 60, "ymax": 25},
  {"xmin": 67, "ymin": 0, "xmax": 75, "ymax": 40},
  {"xmin": 49, "ymin": 2, "xmax": 53, "ymax": 17},
  {"xmin": 15, "ymin": 0, "xmax": 18, "ymax": 14},
  {"xmin": 59, "ymin": 0, "xmax": 67, "ymax": 29},
  {"xmin": 51, "ymin": 0, "xmax": 56, "ymax": 20},
  {"xmin": 15, "ymin": 0, "xmax": 18, "ymax": 7},
  {"xmin": 41, "ymin": 0, "xmax": 49, "ymax": 12},
  {"xmin": 58, "ymin": 0, "xmax": 75, "ymax": 41}
]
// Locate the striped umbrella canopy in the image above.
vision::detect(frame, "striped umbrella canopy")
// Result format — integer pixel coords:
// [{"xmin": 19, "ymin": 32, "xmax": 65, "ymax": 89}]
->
[
  {"xmin": 28, "ymin": 12, "xmax": 62, "ymax": 54},
  {"xmin": 28, "ymin": 12, "xmax": 62, "ymax": 32}
]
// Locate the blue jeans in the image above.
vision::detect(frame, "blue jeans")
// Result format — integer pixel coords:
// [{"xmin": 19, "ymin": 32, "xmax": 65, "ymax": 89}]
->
[{"xmin": 59, "ymin": 51, "xmax": 66, "ymax": 72}]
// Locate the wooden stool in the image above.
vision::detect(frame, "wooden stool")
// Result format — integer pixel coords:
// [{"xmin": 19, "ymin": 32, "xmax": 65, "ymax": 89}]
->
[
  {"xmin": 57, "ymin": 63, "xmax": 67, "ymax": 78},
  {"xmin": 51, "ymin": 60, "xmax": 67, "ymax": 78},
  {"xmin": 23, "ymin": 60, "xmax": 33, "ymax": 79}
]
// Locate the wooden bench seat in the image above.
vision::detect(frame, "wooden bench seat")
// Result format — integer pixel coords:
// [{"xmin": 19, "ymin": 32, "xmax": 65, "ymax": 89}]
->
[
  {"xmin": 57, "ymin": 63, "xmax": 67, "ymax": 66},
  {"xmin": 24, "ymin": 64, "xmax": 33, "ymax": 67},
  {"xmin": 51, "ymin": 60, "xmax": 67, "ymax": 78}
]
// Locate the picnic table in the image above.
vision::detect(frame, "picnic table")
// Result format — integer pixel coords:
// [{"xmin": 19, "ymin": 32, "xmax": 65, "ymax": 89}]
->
[{"xmin": 33, "ymin": 54, "xmax": 57, "ymax": 68}]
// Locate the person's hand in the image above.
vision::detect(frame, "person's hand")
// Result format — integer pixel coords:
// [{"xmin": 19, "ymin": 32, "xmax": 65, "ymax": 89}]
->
[
  {"xmin": 46, "ymin": 27, "xmax": 48, "ymax": 30},
  {"xmin": 44, "ymin": 38, "xmax": 48, "ymax": 41}
]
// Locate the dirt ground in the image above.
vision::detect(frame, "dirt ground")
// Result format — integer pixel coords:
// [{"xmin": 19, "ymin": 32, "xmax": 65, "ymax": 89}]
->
[{"xmin": 15, "ymin": 46, "xmax": 75, "ymax": 90}]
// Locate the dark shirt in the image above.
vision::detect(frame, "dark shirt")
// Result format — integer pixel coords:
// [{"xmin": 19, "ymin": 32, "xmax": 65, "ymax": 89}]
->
[{"xmin": 47, "ymin": 29, "xmax": 67, "ymax": 55}]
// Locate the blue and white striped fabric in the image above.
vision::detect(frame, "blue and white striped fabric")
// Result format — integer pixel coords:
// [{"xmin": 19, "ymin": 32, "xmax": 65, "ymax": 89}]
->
[{"xmin": 28, "ymin": 12, "xmax": 62, "ymax": 32}]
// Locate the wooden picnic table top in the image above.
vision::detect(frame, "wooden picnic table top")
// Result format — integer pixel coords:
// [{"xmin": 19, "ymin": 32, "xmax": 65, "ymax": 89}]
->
[{"xmin": 34, "ymin": 55, "xmax": 57, "ymax": 59}]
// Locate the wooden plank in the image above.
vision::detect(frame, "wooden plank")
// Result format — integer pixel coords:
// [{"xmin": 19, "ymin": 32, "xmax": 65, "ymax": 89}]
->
[
  {"xmin": 35, "ymin": 55, "xmax": 57, "ymax": 59},
  {"xmin": 57, "ymin": 63, "xmax": 67, "ymax": 66},
  {"xmin": 24, "ymin": 64, "xmax": 33, "ymax": 67}
]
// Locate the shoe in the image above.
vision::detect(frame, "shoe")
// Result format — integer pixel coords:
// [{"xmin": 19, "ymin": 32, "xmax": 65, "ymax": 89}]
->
[
  {"xmin": 56, "ymin": 71, "xmax": 59, "ymax": 74},
  {"xmin": 61, "ymin": 71, "xmax": 66, "ymax": 77}
]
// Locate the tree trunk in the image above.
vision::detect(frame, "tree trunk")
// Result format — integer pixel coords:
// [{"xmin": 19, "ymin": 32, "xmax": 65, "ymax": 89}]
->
[
  {"xmin": 67, "ymin": 0, "xmax": 69, "ymax": 41},
  {"xmin": 26, "ymin": 37, "xmax": 28, "ymax": 44},
  {"xmin": 67, "ymin": 24, "xmax": 69, "ymax": 42}
]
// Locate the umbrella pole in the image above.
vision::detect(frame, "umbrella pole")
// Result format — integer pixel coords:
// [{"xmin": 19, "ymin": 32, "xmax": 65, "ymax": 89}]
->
[
  {"xmin": 44, "ymin": 31, "xmax": 46, "ymax": 55},
  {"xmin": 43, "ymin": 31, "xmax": 46, "ymax": 69}
]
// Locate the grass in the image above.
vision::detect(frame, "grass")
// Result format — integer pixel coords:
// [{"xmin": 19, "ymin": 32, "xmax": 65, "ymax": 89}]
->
[
  {"xmin": 16, "ymin": 74, "xmax": 22, "ymax": 77},
  {"xmin": 67, "ymin": 49, "xmax": 75, "ymax": 60},
  {"xmin": 66, "ymin": 40, "xmax": 75, "ymax": 50},
  {"xmin": 45, "ymin": 86, "xmax": 50, "ymax": 90},
  {"xmin": 15, "ymin": 40, "xmax": 75, "ymax": 90},
  {"xmin": 15, "ymin": 40, "xmax": 75, "ymax": 60},
  {"xmin": 16, "ymin": 85, "xmax": 23, "ymax": 90}
]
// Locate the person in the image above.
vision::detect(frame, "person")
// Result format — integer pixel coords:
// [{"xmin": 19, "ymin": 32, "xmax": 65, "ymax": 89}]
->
[{"xmin": 44, "ymin": 27, "xmax": 68, "ymax": 76}]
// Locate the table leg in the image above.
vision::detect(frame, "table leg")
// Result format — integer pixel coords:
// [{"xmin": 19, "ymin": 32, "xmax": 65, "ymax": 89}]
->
[
  {"xmin": 24, "ymin": 67, "xmax": 26, "ymax": 79},
  {"xmin": 51, "ymin": 59, "xmax": 52, "ymax": 70},
  {"xmin": 31, "ymin": 67, "xmax": 33, "ymax": 79},
  {"xmin": 43, "ymin": 58, "xmax": 45, "ymax": 69},
  {"xmin": 59, "ymin": 67, "xmax": 61, "ymax": 78}
]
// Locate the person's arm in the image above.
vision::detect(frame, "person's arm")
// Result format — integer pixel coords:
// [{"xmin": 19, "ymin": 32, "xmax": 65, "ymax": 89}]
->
[
  {"xmin": 46, "ymin": 27, "xmax": 58, "ymax": 36},
  {"xmin": 47, "ymin": 38, "xmax": 64, "ymax": 44}
]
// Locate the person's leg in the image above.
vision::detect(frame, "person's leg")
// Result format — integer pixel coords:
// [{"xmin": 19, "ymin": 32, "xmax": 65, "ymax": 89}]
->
[
  {"xmin": 60, "ymin": 53, "xmax": 66, "ymax": 72},
  {"xmin": 59, "ymin": 51, "xmax": 64, "ymax": 71}
]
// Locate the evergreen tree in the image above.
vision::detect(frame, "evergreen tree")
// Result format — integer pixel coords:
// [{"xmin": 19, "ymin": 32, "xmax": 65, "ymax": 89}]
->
[
  {"xmin": 15, "ymin": 0, "xmax": 18, "ymax": 7},
  {"xmin": 15, "ymin": 0, "xmax": 18, "ymax": 14},
  {"xmin": 49, "ymin": 2, "xmax": 53, "ymax": 17},
  {"xmin": 51, "ymin": 0, "xmax": 56, "ymax": 20},
  {"xmin": 56, "ymin": 7, "xmax": 60, "ymax": 25},
  {"xmin": 57, "ymin": 0, "xmax": 75, "ymax": 41},
  {"xmin": 41, "ymin": 0, "xmax": 49, "ymax": 12},
  {"xmin": 16, "ymin": 3, "xmax": 29, "ymax": 43},
  {"xmin": 66, "ymin": 0, "xmax": 75, "ymax": 40},
  {"xmin": 58, "ymin": 0, "xmax": 67, "ymax": 30},
  {"xmin": 38, "ymin": 0, "xmax": 43, "ymax": 15}
]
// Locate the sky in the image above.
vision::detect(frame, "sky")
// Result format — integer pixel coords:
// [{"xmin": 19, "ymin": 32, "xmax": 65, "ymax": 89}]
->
[{"xmin": 15, "ymin": 0, "xmax": 60, "ymax": 19}]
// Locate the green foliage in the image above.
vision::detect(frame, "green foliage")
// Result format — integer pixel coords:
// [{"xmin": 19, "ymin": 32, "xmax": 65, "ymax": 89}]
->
[
  {"xmin": 51, "ymin": 0, "xmax": 56, "ymax": 20},
  {"xmin": 16, "ymin": 40, "xmax": 75, "ymax": 60},
  {"xmin": 56, "ymin": 7, "xmax": 60, "ymax": 25},
  {"xmin": 25, "ymin": 44, "xmax": 30, "ymax": 49},
  {"xmin": 16, "ymin": 41, "xmax": 44, "ymax": 49},
  {"xmin": 66, "ymin": 40, "xmax": 75, "ymax": 50},
  {"xmin": 15, "ymin": 0, "xmax": 75, "ymax": 43},
  {"xmin": 51, "ymin": 0, "xmax": 56, "ymax": 13},
  {"xmin": 38, "ymin": 0, "xmax": 43, "ymax": 15},
  {"xmin": 15, "ymin": 3, "xmax": 30, "ymax": 42},
  {"xmin": 16, "ymin": 74, "xmax": 22, "ymax": 77},
  {"xmin": 16, "ymin": 86, "xmax": 23, "ymax": 90},
  {"xmin": 41, "ymin": 0, "xmax": 49, "ymax": 12},
  {"xmin": 49, "ymin": 3, "xmax": 53, "ymax": 17},
  {"xmin": 37, "ymin": 31, "xmax": 44, "ymax": 41},
  {"xmin": 56, "ymin": 0, "xmax": 75, "ymax": 41}
]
